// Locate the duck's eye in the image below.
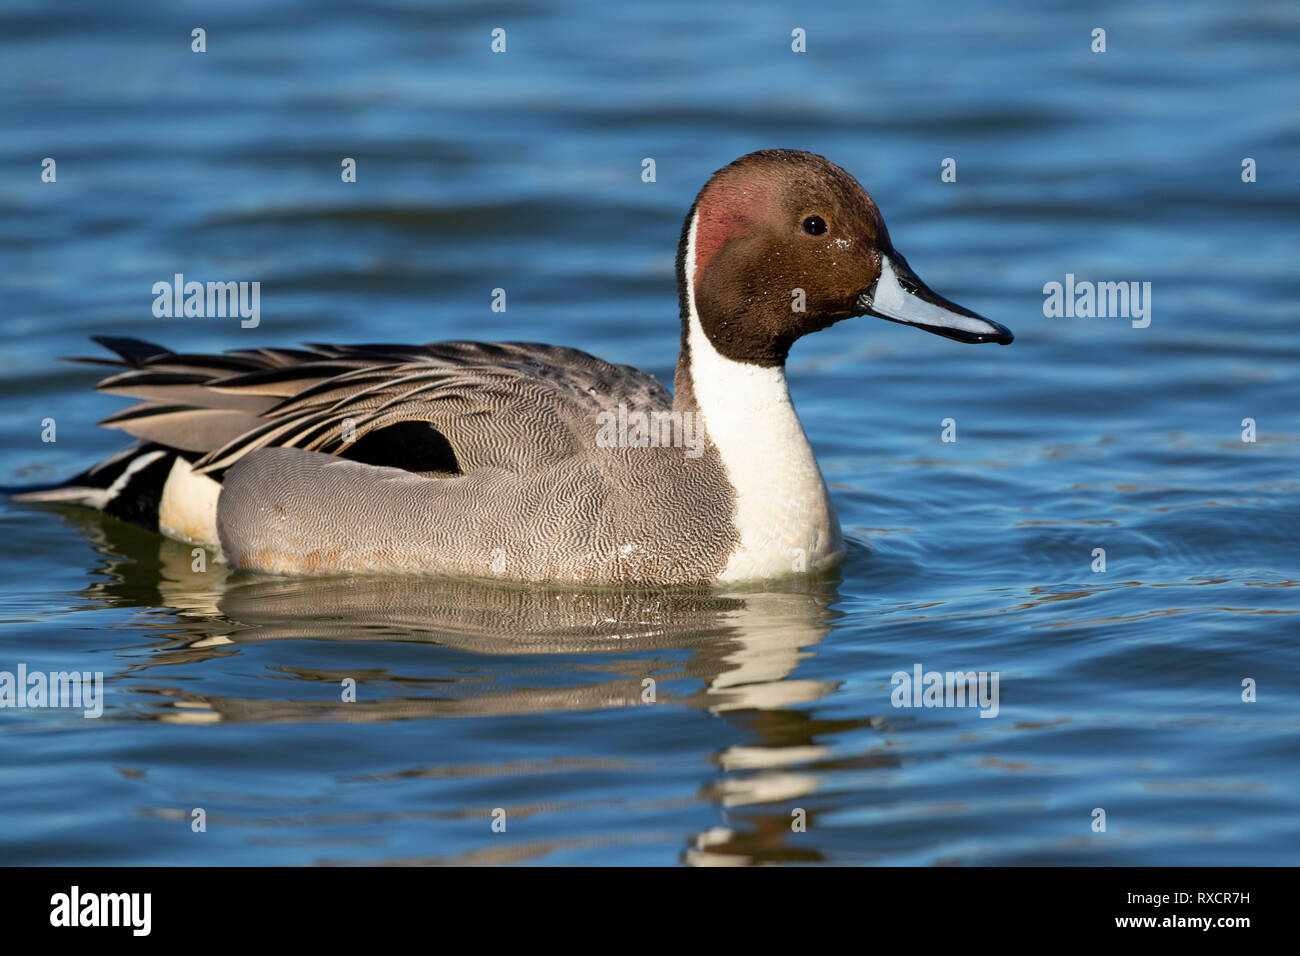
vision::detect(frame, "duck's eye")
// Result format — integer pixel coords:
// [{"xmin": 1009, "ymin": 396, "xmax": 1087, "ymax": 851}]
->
[{"xmin": 802, "ymin": 215, "xmax": 827, "ymax": 236}]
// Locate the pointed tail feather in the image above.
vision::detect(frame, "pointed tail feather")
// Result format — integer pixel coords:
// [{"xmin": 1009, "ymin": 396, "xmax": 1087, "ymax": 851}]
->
[{"xmin": 7, "ymin": 443, "xmax": 178, "ymax": 531}]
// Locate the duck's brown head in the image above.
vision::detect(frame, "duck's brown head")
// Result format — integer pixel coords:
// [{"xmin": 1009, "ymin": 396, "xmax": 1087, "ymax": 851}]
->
[{"xmin": 677, "ymin": 149, "xmax": 1012, "ymax": 368}]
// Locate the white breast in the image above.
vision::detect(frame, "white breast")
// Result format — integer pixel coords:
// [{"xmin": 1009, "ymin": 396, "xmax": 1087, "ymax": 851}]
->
[{"xmin": 683, "ymin": 215, "xmax": 844, "ymax": 581}]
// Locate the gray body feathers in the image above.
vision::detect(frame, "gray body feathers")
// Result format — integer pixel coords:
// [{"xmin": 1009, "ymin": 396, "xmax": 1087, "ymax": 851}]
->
[{"xmin": 23, "ymin": 337, "xmax": 739, "ymax": 585}]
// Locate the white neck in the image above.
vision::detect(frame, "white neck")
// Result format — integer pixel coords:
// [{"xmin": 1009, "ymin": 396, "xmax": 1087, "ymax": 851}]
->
[{"xmin": 683, "ymin": 213, "xmax": 843, "ymax": 581}]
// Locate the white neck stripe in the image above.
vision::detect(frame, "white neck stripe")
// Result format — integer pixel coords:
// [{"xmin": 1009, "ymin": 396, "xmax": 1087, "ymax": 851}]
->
[{"xmin": 682, "ymin": 212, "xmax": 843, "ymax": 580}]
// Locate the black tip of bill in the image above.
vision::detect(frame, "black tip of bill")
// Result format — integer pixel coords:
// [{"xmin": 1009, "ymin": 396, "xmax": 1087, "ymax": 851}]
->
[{"xmin": 859, "ymin": 252, "xmax": 1014, "ymax": 346}]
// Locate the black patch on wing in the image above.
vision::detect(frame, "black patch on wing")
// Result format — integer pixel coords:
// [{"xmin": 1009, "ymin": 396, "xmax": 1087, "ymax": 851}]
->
[{"xmin": 338, "ymin": 421, "xmax": 461, "ymax": 476}]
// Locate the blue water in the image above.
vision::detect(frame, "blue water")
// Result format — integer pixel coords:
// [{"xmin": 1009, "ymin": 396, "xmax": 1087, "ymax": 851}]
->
[{"xmin": 1, "ymin": 0, "xmax": 1297, "ymax": 865}]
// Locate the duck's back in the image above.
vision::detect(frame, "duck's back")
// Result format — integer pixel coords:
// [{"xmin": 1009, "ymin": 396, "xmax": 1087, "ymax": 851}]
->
[{"xmin": 19, "ymin": 337, "xmax": 739, "ymax": 584}]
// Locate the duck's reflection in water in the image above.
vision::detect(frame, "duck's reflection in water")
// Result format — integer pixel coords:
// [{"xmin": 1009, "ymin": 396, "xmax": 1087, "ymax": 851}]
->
[{"xmin": 70, "ymin": 511, "xmax": 891, "ymax": 865}]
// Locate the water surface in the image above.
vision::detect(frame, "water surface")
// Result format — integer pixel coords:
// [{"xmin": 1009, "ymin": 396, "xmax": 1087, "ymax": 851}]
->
[{"xmin": 1, "ymin": 0, "xmax": 1297, "ymax": 864}]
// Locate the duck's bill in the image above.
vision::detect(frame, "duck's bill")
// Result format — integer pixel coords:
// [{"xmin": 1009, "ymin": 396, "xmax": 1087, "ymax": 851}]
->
[{"xmin": 858, "ymin": 251, "xmax": 1013, "ymax": 345}]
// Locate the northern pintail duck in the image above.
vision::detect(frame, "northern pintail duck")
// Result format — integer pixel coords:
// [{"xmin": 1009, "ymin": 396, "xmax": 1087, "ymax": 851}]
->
[{"xmin": 16, "ymin": 150, "xmax": 1012, "ymax": 585}]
